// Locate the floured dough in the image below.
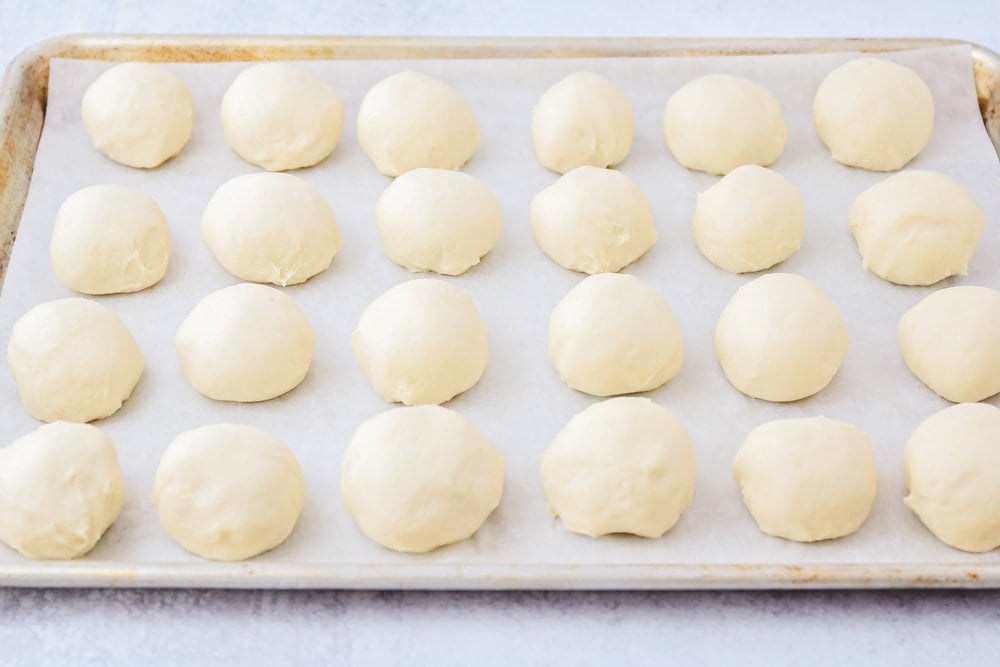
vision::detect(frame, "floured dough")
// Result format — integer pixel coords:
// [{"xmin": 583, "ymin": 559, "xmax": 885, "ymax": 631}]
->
[
  {"xmin": 154, "ymin": 423, "xmax": 305, "ymax": 561},
  {"xmin": 541, "ymin": 397, "xmax": 695, "ymax": 538},
  {"xmin": 340, "ymin": 405, "xmax": 504, "ymax": 553},
  {"xmin": 175, "ymin": 283, "xmax": 315, "ymax": 402},
  {"xmin": 352, "ymin": 279, "xmax": 488, "ymax": 405}
]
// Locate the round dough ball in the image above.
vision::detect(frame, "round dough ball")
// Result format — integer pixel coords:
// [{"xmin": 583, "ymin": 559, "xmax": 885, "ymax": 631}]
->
[
  {"xmin": 530, "ymin": 166, "xmax": 656, "ymax": 274},
  {"xmin": 0, "ymin": 422, "xmax": 124, "ymax": 559},
  {"xmin": 220, "ymin": 63, "xmax": 344, "ymax": 171},
  {"xmin": 202, "ymin": 172, "xmax": 341, "ymax": 286},
  {"xmin": 374, "ymin": 168, "xmax": 501, "ymax": 276},
  {"xmin": 692, "ymin": 165, "xmax": 804, "ymax": 274},
  {"xmin": 532, "ymin": 71, "xmax": 634, "ymax": 174},
  {"xmin": 715, "ymin": 273, "xmax": 848, "ymax": 402},
  {"xmin": 175, "ymin": 283, "xmax": 315, "ymax": 402},
  {"xmin": 899, "ymin": 286, "xmax": 1000, "ymax": 403},
  {"xmin": 814, "ymin": 58, "xmax": 934, "ymax": 171},
  {"xmin": 154, "ymin": 423, "xmax": 304, "ymax": 561},
  {"xmin": 341, "ymin": 405, "xmax": 504, "ymax": 553},
  {"xmin": 81, "ymin": 62, "xmax": 193, "ymax": 168},
  {"xmin": 357, "ymin": 71, "xmax": 480, "ymax": 177},
  {"xmin": 352, "ymin": 279, "xmax": 488, "ymax": 405},
  {"xmin": 848, "ymin": 170, "xmax": 984, "ymax": 286},
  {"xmin": 541, "ymin": 397, "xmax": 695, "ymax": 538},
  {"xmin": 7, "ymin": 298, "xmax": 144, "ymax": 422},
  {"xmin": 663, "ymin": 74, "xmax": 786, "ymax": 175},
  {"xmin": 50, "ymin": 184, "xmax": 171, "ymax": 295},
  {"xmin": 905, "ymin": 402, "xmax": 1000, "ymax": 552},
  {"xmin": 733, "ymin": 416, "xmax": 877, "ymax": 542},
  {"xmin": 548, "ymin": 273, "xmax": 683, "ymax": 396}
]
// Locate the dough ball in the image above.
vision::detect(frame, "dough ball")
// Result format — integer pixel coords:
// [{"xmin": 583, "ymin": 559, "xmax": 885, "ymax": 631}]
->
[
  {"xmin": 357, "ymin": 71, "xmax": 480, "ymax": 177},
  {"xmin": 352, "ymin": 279, "xmax": 488, "ymax": 405},
  {"xmin": 154, "ymin": 423, "xmax": 304, "ymax": 561},
  {"xmin": 715, "ymin": 273, "xmax": 848, "ymax": 402},
  {"xmin": 905, "ymin": 402, "xmax": 1000, "ymax": 552},
  {"xmin": 814, "ymin": 58, "xmax": 934, "ymax": 171},
  {"xmin": 848, "ymin": 170, "xmax": 984, "ymax": 286},
  {"xmin": 374, "ymin": 168, "xmax": 501, "ymax": 276},
  {"xmin": 7, "ymin": 298, "xmax": 143, "ymax": 422},
  {"xmin": 548, "ymin": 273, "xmax": 683, "ymax": 396},
  {"xmin": 530, "ymin": 166, "xmax": 656, "ymax": 274},
  {"xmin": 81, "ymin": 62, "xmax": 193, "ymax": 168},
  {"xmin": 541, "ymin": 397, "xmax": 695, "ymax": 538},
  {"xmin": 221, "ymin": 63, "xmax": 344, "ymax": 171},
  {"xmin": 663, "ymin": 74, "xmax": 786, "ymax": 175},
  {"xmin": 50, "ymin": 184, "xmax": 171, "ymax": 295},
  {"xmin": 175, "ymin": 283, "xmax": 315, "ymax": 402},
  {"xmin": 341, "ymin": 405, "xmax": 504, "ymax": 553},
  {"xmin": 532, "ymin": 71, "xmax": 634, "ymax": 174},
  {"xmin": 898, "ymin": 286, "xmax": 1000, "ymax": 403},
  {"xmin": 692, "ymin": 165, "xmax": 804, "ymax": 274},
  {"xmin": 0, "ymin": 422, "xmax": 124, "ymax": 559},
  {"xmin": 733, "ymin": 416, "xmax": 877, "ymax": 542},
  {"xmin": 202, "ymin": 172, "xmax": 341, "ymax": 286}
]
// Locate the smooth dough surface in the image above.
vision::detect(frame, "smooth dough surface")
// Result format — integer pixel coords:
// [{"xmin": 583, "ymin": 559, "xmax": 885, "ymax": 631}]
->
[
  {"xmin": 7, "ymin": 298, "xmax": 143, "ymax": 422},
  {"xmin": 154, "ymin": 423, "xmax": 305, "ymax": 561},
  {"xmin": 733, "ymin": 416, "xmax": 877, "ymax": 542},
  {"xmin": 532, "ymin": 71, "xmax": 634, "ymax": 174},
  {"xmin": 356, "ymin": 71, "xmax": 480, "ymax": 177},
  {"xmin": 340, "ymin": 405, "xmax": 504, "ymax": 553},
  {"xmin": 374, "ymin": 168, "xmax": 501, "ymax": 276},
  {"xmin": 692, "ymin": 165, "xmax": 803, "ymax": 274},
  {"xmin": 82, "ymin": 62, "xmax": 193, "ymax": 168},
  {"xmin": 0, "ymin": 422, "xmax": 124, "ymax": 559},
  {"xmin": 848, "ymin": 170, "xmax": 984, "ymax": 286},
  {"xmin": 530, "ymin": 166, "xmax": 656, "ymax": 274},
  {"xmin": 548, "ymin": 273, "xmax": 683, "ymax": 396},
  {"xmin": 715, "ymin": 273, "xmax": 848, "ymax": 402},
  {"xmin": 814, "ymin": 58, "xmax": 934, "ymax": 171},
  {"xmin": 540, "ymin": 397, "xmax": 695, "ymax": 538},
  {"xmin": 905, "ymin": 402, "xmax": 1000, "ymax": 552},
  {"xmin": 202, "ymin": 172, "xmax": 341, "ymax": 286},
  {"xmin": 175, "ymin": 283, "xmax": 315, "ymax": 402},
  {"xmin": 663, "ymin": 74, "xmax": 787, "ymax": 175},
  {"xmin": 352, "ymin": 279, "xmax": 488, "ymax": 405}
]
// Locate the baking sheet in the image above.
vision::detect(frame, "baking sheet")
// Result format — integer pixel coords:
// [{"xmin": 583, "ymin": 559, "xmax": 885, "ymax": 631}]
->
[{"xmin": 0, "ymin": 44, "xmax": 997, "ymax": 587}]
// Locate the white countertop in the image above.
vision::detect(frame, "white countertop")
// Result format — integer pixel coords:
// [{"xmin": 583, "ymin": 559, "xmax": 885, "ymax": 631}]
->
[{"xmin": 1, "ymin": 1, "xmax": 999, "ymax": 664}]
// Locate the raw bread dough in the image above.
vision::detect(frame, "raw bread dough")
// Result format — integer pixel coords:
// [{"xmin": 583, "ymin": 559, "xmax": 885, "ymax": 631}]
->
[
  {"xmin": 530, "ymin": 166, "xmax": 656, "ymax": 274},
  {"xmin": 7, "ymin": 298, "xmax": 143, "ymax": 422},
  {"xmin": 531, "ymin": 71, "xmax": 634, "ymax": 174},
  {"xmin": 0, "ymin": 422, "xmax": 124, "ymax": 559},
  {"xmin": 356, "ymin": 71, "xmax": 480, "ymax": 177},
  {"xmin": 81, "ymin": 62, "xmax": 193, "ymax": 168},
  {"xmin": 221, "ymin": 63, "xmax": 344, "ymax": 171},
  {"xmin": 663, "ymin": 74, "xmax": 786, "ymax": 175},
  {"xmin": 715, "ymin": 273, "xmax": 848, "ymax": 402},
  {"xmin": 340, "ymin": 405, "xmax": 504, "ymax": 553},
  {"xmin": 175, "ymin": 283, "xmax": 315, "ymax": 402},
  {"xmin": 202, "ymin": 172, "xmax": 341, "ymax": 286},
  {"xmin": 814, "ymin": 58, "xmax": 934, "ymax": 171},
  {"xmin": 154, "ymin": 423, "xmax": 305, "ymax": 561},
  {"xmin": 899, "ymin": 286, "xmax": 1000, "ymax": 403},
  {"xmin": 732, "ymin": 416, "xmax": 877, "ymax": 542},
  {"xmin": 548, "ymin": 273, "xmax": 683, "ymax": 396},
  {"xmin": 905, "ymin": 402, "xmax": 1000, "ymax": 552},
  {"xmin": 692, "ymin": 165, "xmax": 803, "ymax": 274},
  {"xmin": 540, "ymin": 397, "xmax": 695, "ymax": 538},
  {"xmin": 374, "ymin": 168, "xmax": 501, "ymax": 275},
  {"xmin": 848, "ymin": 170, "xmax": 984, "ymax": 286},
  {"xmin": 50, "ymin": 184, "xmax": 172, "ymax": 295},
  {"xmin": 352, "ymin": 279, "xmax": 488, "ymax": 405}
]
